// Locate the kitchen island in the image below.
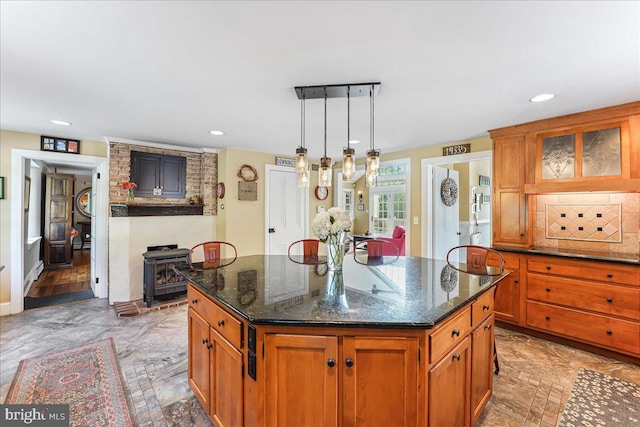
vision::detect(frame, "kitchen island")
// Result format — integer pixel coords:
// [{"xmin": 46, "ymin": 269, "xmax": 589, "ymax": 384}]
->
[{"xmin": 176, "ymin": 255, "xmax": 509, "ymax": 427}]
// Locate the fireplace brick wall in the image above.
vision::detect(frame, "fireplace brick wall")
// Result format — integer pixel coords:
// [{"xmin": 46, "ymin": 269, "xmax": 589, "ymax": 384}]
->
[{"xmin": 109, "ymin": 142, "xmax": 218, "ymax": 215}]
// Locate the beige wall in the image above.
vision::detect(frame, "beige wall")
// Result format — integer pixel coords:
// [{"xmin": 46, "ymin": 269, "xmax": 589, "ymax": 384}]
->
[
  {"xmin": 216, "ymin": 148, "xmax": 328, "ymax": 256},
  {"xmin": 0, "ymin": 129, "xmax": 107, "ymax": 303},
  {"xmin": 345, "ymin": 136, "xmax": 493, "ymax": 255}
]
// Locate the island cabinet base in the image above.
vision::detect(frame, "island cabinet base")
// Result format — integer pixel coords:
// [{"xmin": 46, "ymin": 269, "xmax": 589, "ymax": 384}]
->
[{"xmin": 187, "ymin": 284, "xmax": 498, "ymax": 427}]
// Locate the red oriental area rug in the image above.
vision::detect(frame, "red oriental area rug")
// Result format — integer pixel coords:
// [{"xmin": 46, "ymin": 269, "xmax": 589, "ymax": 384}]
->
[{"xmin": 4, "ymin": 338, "xmax": 137, "ymax": 427}]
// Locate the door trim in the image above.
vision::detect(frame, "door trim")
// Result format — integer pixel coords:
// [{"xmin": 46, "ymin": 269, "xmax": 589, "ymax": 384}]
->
[
  {"xmin": 264, "ymin": 165, "xmax": 309, "ymax": 255},
  {"xmin": 10, "ymin": 149, "xmax": 109, "ymax": 314},
  {"xmin": 421, "ymin": 150, "xmax": 492, "ymax": 258}
]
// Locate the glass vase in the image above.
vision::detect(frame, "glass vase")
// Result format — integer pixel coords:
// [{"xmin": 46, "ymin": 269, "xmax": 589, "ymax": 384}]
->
[
  {"xmin": 326, "ymin": 232, "xmax": 345, "ymax": 271},
  {"xmin": 126, "ymin": 189, "xmax": 135, "ymax": 205}
]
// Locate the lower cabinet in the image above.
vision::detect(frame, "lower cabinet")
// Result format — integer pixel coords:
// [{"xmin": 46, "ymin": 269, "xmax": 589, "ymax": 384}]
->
[
  {"xmin": 471, "ymin": 314, "xmax": 495, "ymax": 425},
  {"xmin": 264, "ymin": 334, "xmax": 419, "ymax": 427},
  {"xmin": 493, "ymin": 252, "xmax": 523, "ymax": 325},
  {"xmin": 428, "ymin": 337, "xmax": 471, "ymax": 427},
  {"xmin": 188, "ymin": 308, "xmax": 243, "ymax": 427}
]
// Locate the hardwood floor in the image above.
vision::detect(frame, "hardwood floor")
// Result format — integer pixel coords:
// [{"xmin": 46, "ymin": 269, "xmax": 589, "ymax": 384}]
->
[{"xmin": 27, "ymin": 250, "xmax": 91, "ymax": 297}]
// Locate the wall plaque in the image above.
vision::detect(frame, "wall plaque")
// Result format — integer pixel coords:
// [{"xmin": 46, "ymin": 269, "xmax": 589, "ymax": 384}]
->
[
  {"xmin": 275, "ymin": 156, "xmax": 295, "ymax": 167},
  {"xmin": 442, "ymin": 143, "xmax": 471, "ymax": 156},
  {"xmin": 238, "ymin": 181, "xmax": 258, "ymax": 201}
]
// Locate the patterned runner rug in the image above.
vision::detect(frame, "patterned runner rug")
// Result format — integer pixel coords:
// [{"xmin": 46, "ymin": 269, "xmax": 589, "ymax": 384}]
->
[
  {"xmin": 559, "ymin": 368, "xmax": 640, "ymax": 426},
  {"xmin": 4, "ymin": 338, "xmax": 137, "ymax": 426}
]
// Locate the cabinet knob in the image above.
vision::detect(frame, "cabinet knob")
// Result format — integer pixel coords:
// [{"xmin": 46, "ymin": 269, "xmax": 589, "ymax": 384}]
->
[
  {"xmin": 514, "ymin": 280, "xmax": 519, "ymax": 284},
  {"xmin": 451, "ymin": 329, "xmax": 460, "ymax": 337},
  {"xmin": 207, "ymin": 343, "xmax": 213, "ymax": 349},
  {"xmin": 483, "ymin": 304, "xmax": 490, "ymax": 311},
  {"xmin": 202, "ymin": 338, "xmax": 208, "ymax": 345},
  {"xmin": 546, "ymin": 266, "xmax": 551, "ymax": 271},
  {"xmin": 606, "ymin": 330, "xmax": 612, "ymax": 335},
  {"xmin": 345, "ymin": 357, "xmax": 354, "ymax": 368},
  {"xmin": 520, "ymin": 233, "xmax": 525, "ymax": 237},
  {"xmin": 607, "ymin": 298, "xmax": 613, "ymax": 303},
  {"xmin": 484, "ymin": 324, "xmax": 492, "ymax": 330},
  {"xmin": 607, "ymin": 274, "xmax": 613, "ymax": 278},
  {"xmin": 218, "ymin": 320, "xmax": 225, "ymax": 327},
  {"xmin": 546, "ymin": 288, "xmax": 551, "ymax": 292},
  {"xmin": 452, "ymin": 354, "xmax": 461, "ymax": 361},
  {"xmin": 192, "ymin": 299, "xmax": 198, "ymax": 304},
  {"xmin": 545, "ymin": 316, "xmax": 550, "ymax": 320},
  {"xmin": 327, "ymin": 357, "xmax": 336, "ymax": 368}
]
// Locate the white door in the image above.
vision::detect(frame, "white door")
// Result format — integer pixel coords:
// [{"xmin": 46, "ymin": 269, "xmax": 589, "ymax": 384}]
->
[
  {"xmin": 433, "ymin": 166, "xmax": 460, "ymax": 261},
  {"xmin": 90, "ymin": 170, "xmax": 98, "ymax": 296},
  {"xmin": 265, "ymin": 166, "xmax": 308, "ymax": 255}
]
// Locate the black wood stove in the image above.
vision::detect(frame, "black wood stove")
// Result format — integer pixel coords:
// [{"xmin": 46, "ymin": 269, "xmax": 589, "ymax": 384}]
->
[{"xmin": 142, "ymin": 245, "xmax": 190, "ymax": 308}]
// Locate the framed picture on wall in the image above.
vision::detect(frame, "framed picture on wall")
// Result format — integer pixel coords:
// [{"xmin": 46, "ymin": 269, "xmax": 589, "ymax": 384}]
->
[
  {"xmin": 357, "ymin": 203, "xmax": 364, "ymax": 211},
  {"xmin": 41, "ymin": 135, "xmax": 81, "ymax": 154}
]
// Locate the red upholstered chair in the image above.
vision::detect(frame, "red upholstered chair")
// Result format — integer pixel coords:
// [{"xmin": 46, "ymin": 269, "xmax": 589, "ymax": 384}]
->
[
  {"xmin": 190, "ymin": 241, "xmax": 238, "ymax": 269},
  {"xmin": 446, "ymin": 245, "xmax": 505, "ymax": 374},
  {"xmin": 287, "ymin": 239, "xmax": 323, "ymax": 264},
  {"xmin": 353, "ymin": 239, "xmax": 400, "ymax": 265},
  {"xmin": 377, "ymin": 225, "xmax": 406, "ymax": 256}
]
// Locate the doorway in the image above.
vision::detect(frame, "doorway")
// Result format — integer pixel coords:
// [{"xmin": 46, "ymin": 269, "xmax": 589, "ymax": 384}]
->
[
  {"xmin": 421, "ymin": 150, "xmax": 492, "ymax": 258},
  {"xmin": 10, "ymin": 149, "xmax": 108, "ymax": 314}
]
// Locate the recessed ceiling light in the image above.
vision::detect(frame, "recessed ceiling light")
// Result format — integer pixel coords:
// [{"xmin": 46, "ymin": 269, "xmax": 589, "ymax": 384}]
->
[
  {"xmin": 51, "ymin": 119, "xmax": 72, "ymax": 126},
  {"xmin": 349, "ymin": 140, "xmax": 360, "ymax": 144},
  {"xmin": 529, "ymin": 94, "xmax": 555, "ymax": 103},
  {"xmin": 209, "ymin": 130, "xmax": 225, "ymax": 136}
]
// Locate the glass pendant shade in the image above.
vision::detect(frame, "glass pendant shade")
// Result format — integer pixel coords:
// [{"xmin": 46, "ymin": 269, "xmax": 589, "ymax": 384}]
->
[
  {"xmin": 295, "ymin": 147, "xmax": 308, "ymax": 174},
  {"xmin": 342, "ymin": 147, "xmax": 356, "ymax": 182},
  {"xmin": 319, "ymin": 157, "xmax": 333, "ymax": 187},
  {"xmin": 365, "ymin": 149, "xmax": 380, "ymax": 188},
  {"xmin": 297, "ymin": 169, "xmax": 310, "ymax": 188}
]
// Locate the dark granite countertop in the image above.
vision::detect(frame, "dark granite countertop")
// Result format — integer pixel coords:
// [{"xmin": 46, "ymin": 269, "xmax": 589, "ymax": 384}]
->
[
  {"xmin": 175, "ymin": 255, "xmax": 509, "ymax": 329},
  {"xmin": 493, "ymin": 246, "xmax": 639, "ymax": 265}
]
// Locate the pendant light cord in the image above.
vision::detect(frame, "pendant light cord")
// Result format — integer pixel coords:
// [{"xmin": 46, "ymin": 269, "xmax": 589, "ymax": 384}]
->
[
  {"xmin": 370, "ymin": 84, "xmax": 375, "ymax": 151},
  {"xmin": 301, "ymin": 92, "xmax": 305, "ymax": 149},
  {"xmin": 347, "ymin": 86, "xmax": 351, "ymax": 149},
  {"xmin": 324, "ymin": 88, "xmax": 328, "ymax": 158}
]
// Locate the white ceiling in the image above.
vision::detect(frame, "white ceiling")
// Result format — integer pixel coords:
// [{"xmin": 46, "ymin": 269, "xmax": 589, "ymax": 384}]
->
[{"xmin": 1, "ymin": 1, "xmax": 638, "ymax": 160}]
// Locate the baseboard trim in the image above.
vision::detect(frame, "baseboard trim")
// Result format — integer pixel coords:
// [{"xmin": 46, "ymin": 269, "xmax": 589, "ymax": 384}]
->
[{"xmin": 0, "ymin": 302, "xmax": 12, "ymax": 316}]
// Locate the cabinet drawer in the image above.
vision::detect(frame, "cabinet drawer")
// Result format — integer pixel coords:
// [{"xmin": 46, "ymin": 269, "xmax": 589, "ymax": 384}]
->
[
  {"xmin": 497, "ymin": 251, "xmax": 520, "ymax": 270},
  {"xmin": 528, "ymin": 258, "xmax": 640, "ymax": 286},
  {"xmin": 188, "ymin": 285, "xmax": 243, "ymax": 350},
  {"xmin": 472, "ymin": 290, "xmax": 494, "ymax": 327},
  {"xmin": 528, "ymin": 273, "xmax": 640, "ymax": 320},
  {"xmin": 526, "ymin": 301, "xmax": 640, "ymax": 355},
  {"xmin": 430, "ymin": 306, "xmax": 471, "ymax": 363}
]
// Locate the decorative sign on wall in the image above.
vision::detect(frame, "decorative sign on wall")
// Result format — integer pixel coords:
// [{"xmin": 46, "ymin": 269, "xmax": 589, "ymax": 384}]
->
[
  {"xmin": 238, "ymin": 181, "xmax": 258, "ymax": 201},
  {"xmin": 275, "ymin": 157, "xmax": 296, "ymax": 167},
  {"xmin": 442, "ymin": 143, "xmax": 471, "ymax": 156},
  {"xmin": 41, "ymin": 135, "xmax": 81, "ymax": 154}
]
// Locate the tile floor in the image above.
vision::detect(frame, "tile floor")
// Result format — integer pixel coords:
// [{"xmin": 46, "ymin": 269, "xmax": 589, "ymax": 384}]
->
[{"xmin": 1, "ymin": 298, "xmax": 639, "ymax": 427}]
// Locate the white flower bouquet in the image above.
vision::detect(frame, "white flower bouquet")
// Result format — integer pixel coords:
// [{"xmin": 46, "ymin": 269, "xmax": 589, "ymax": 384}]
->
[
  {"xmin": 312, "ymin": 207, "xmax": 351, "ymax": 270},
  {"xmin": 311, "ymin": 207, "xmax": 352, "ymax": 242}
]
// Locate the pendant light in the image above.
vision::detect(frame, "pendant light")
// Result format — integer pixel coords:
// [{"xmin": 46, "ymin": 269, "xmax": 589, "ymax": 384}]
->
[
  {"xmin": 342, "ymin": 86, "xmax": 356, "ymax": 182},
  {"xmin": 318, "ymin": 89, "xmax": 333, "ymax": 187},
  {"xmin": 296, "ymin": 94, "xmax": 310, "ymax": 187},
  {"xmin": 365, "ymin": 83, "xmax": 380, "ymax": 187}
]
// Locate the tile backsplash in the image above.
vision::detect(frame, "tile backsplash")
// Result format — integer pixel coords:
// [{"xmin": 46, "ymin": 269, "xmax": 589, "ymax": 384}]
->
[{"xmin": 534, "ymin": 193, "xmax": 639, "ymax": 254}]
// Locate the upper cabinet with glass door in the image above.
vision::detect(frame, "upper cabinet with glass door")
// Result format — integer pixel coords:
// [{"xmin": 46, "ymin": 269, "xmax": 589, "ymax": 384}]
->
[{"xmin": 536, "ymin": 121, "xmax": 629, "ymax": 183}]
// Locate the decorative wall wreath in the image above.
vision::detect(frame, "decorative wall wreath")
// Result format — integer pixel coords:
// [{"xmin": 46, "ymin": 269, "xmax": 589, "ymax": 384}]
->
[
  {"xmin": 440, "ymin": 177, "xmax": 458, "ymax": 207},
  {"xmin": 217, "ymin": 182, "xmax": 225, "ymax": 199},
  {"xmin": 237, "ymin": 164, "xmax": 258, "ymax": 182}
]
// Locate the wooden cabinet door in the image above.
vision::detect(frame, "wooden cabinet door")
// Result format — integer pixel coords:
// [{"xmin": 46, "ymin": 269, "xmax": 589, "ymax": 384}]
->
[
  {"xmin": 470, "ymin": 315, "xmax": 494, "ymax": 425},
  {"xmin": 211, "ymin": 328, "xmax": 243, "ymax": 427},
  {"xmin": 342, "ymin": 337, "xmax": 419, "ymax": 427},
  {"xmin": 494, "ymin": 271, "xmax": 521, "ymax": 324},
  {"xmin": 265, "ymin": 334, "xmax": 338, "ymax": 427},
  {"xmin": 188, "ymin": 309, "xmax": 211, "ymax": 415},
  {"xmin": 44, "ymin": 173, "xmax": 74, "ymax": 268},
  {"xmin": 131, "ymin": 151, "xmax": 186, "ymax": 198},
  {"xmin": 159, "ymin": 155, "xmax": 186, "ymax": 198},
  {"xmin": 493, "ymin": 136, "xmax": 527, "ymax": 246},
  {"xmin": 428, "ymin": 337, "xmax": 470, "ymax": 427}
]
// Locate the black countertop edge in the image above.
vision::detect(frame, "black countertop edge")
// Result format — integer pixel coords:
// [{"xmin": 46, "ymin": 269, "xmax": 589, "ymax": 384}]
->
[{"xmin": 493, "ymin": 246, "xmax": 639, "ymax": 265}]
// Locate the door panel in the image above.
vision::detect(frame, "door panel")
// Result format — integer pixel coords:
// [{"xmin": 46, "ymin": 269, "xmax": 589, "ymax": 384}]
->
[
  {"xmin": 433, "ymin": 166, "xmax": 460, "ymax": 261},
  {"xmin": 188, "ymin": 309, "xmax": 211, "ymax": 415},
  {"xmin": 267, "ymin": 168, "xmax": 306, "ymax": 255}
]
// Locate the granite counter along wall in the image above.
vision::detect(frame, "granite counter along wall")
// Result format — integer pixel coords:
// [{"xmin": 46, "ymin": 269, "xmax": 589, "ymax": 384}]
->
[{"xmin": 533, "ymin": 193, "xmax": 639, "ymax": 254}]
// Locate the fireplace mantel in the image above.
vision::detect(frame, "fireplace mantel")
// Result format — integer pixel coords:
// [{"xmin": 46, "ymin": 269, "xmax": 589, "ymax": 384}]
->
[{"xmin": 111, "ymin": 204, "xmax": 204, "ymax": 217}]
